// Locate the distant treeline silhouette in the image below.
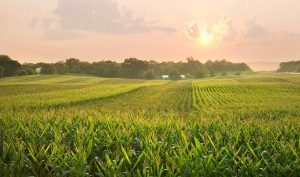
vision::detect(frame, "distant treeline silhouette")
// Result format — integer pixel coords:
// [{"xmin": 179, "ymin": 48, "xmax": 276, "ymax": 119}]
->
[
  {"xmin": 277, "ymin": 61, "xmax": 300, "ymax": 73},
  {"xmin": 0, "ymin": 55, "xmax": 252, "ymax": 79}
]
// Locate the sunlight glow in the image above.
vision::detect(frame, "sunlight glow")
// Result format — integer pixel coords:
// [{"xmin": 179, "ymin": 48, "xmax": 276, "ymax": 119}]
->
[{"xmin": 199, "ymin": 29, "xmax": 214, "ymax": 46}]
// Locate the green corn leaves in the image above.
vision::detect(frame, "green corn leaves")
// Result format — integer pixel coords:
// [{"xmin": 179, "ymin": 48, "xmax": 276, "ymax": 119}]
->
[{"xmin": 1, "ymin": 74, "xmax": 300, "ymax": 176}]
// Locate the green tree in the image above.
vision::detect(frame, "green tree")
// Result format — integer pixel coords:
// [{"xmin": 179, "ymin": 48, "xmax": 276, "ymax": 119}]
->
[
  {"xmin": 205, "ymin": 59, "xmax": 251, "ymax": 73},
  {"xmin": 16, "ymin": 69, "xmax": 28, "ymax": 76},
  {"xmin": 89, "ymin": 61, "xmax": 119, "ymax": 77},
  {"xmin": 182, "ymin": 57, "xmax": 208, "ymax": 78},
  {"xmin": 0, "ymin": 55, "xmax": 21, "ymax": 77},
  {"xmin": 55, "ymin": 62, "xmax": 69, "ymax": 74},
  {"xmin": 168, "ymin": 69, "xmax": 181, "ymax": 80},
  {"xmin": 185, "ymin": 73, "xmax": 193, "ymax": 79},
  {"xmin": 121, "ymin": 58, "xmax": 148, "ymax": 78},
  {"xmin": 195, "ymin": 70, "xmax": 208, "ymax": 78},
  {"xmin": 278, "ymin": 61, "xmax": 300, "ymax": 72},
  {"xmin": 209, "ymin": 70, "xmax": 216, "ymax": 77},
  {"xmin": 297, "ymin": 64, "xmax": 300, "ymax": 73},
  {"xmin": 0, "ymin": 66, "xmax": 4, "ymax": 77},
  {"xmin": 41, "ymin": 64, "xmax": 57, "ymax": 74},
  {"xmin": 65, "ymin": 58, "xmax": 81, "ymax": 73},
  {"xmin": 17, "ymin": 67, "xmax": 37, "ymax": 76},
  {"xmin": 221, "ymin": 72, "xmax": 228, "ymax": 76},
  {"xmin": 144, "ymin": 71, "xmax": 155, "ymax": 80},
  {"xmin": 26, "ymin": 68, "xmax": 37, "ymax": 75}
]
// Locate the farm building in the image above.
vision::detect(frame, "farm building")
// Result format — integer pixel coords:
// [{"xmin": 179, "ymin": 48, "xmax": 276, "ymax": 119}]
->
[
  {"xmin": 180, "ymin": 75, "xmax": 186, "ymax": 79},
  {"xmin": 35, "ymin": 67, "xmax": 42, "ymax": 74},
  {"xmin": 162, "ymin": 75, "xmax": 169, "ymax": 79}
]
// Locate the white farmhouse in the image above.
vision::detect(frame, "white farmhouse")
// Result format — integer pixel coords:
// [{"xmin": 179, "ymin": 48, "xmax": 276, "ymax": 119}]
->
[
  {"xmin": 35, "ymin": 67, "xmax": 42, "ymax": 74},
  {"xmin": 180, "ymin": 75, "xmax": 186, "ymax": 79},
  {"xmin": 162, "ymin": 75, "xmax": 169, "ymax": 79}
]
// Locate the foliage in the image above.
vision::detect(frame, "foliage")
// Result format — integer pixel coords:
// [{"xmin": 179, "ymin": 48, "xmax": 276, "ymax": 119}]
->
[
  {"xmin": 221, "ymin": 72, "xmax": 228, "ymax": 76},
  {"xmin": 0, "ymin": 55, "xmax": 21, "ymax": 76},
  {"xmin": 144, "ymin": 70, "xmax": 155, "ymax": 80},
  {"xmin": 16, "ymin": 67, "xmax": 37, "ymax": 76},
  {"xmin": 0, "ymin": 65, "xmax": 4, "ymax": 77},
  {"xmin": 194, "ymin": 70, "xmax": 208, "ymax": 78},
  {"xmin": 0, "ymin": 55, "xmax": 252, "ymax": 79},
  {"xmin": 185, "ymin": 73, "xmax": 193, "ymax": 79},
  {"xmin": 277, "ymin": 60, "xmax": 300, "ymax": 73},
  {"xmin": 168, "ymin": 69, "xmax": 181, "ymax": 80},
  {"xmin": 209, "ymin": 70, "xmax": 216, "ymax": 77},
  {"xmin": 121, "ymin": 58, "xmax": 148, "ymax": 78},
  {"xmin": 88, "ymin": 61, "xmax": 119, "ymax": 77},
  {"xmin": 54, "ymin": 62, "xmax": 69, "ymax": 74},
  {"xmin": 205, "ymin": 59, "xmax": 252, "ymax": 72},
  {"xmin": 41, "ymin": 64, "xmax": 57, "ymax": 74},
  {"xmin": 0, "ymin": 74, "xmax": 300, "ymax": 176},
  {"xmin": 65, "ymin": 58, "xmax": 83, "ymax": 73}
]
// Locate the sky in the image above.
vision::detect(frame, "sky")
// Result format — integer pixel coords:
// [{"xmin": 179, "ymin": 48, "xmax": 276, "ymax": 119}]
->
[{"xmin": 1, "ymin": 0, "xmax": 300, "ymax": 70}]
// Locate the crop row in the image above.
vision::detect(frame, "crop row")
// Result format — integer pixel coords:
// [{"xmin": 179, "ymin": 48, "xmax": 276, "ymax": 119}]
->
[
  {"xmin": 0, "ymin": 80, "xmax": 169, "ymax": 110},
  {"xmin": 1, "ymin": 114, "xmax": 300, "ymax": 176},
  {"xmin": 192, "ymin": 79, "xmax": 300, "ymax": 119}
]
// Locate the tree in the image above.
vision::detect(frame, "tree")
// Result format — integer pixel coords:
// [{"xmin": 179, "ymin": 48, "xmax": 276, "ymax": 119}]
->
[
  {"xmin": 221, "ymin": 72, "xmax": 228, "ymax": 76},
  {"xmin": 22, "ymin": 63, "xmax": 36, "ymax": 69},
  {"xmin": 238, "ymin": 63, "xmax": 252, "ymax": 71},
  {"xmin": 41, "ymin": 64, "xmax": 57, "ymax": 74},
  {"xmin": 79, "ymin": 61, "xmax": 91, "ymax": 73},
  {"xmin": 278, "ymin": 61, "xmax": 300, "ymax": 72},
  {"xmin": 16, "ymin": 69, "xmax": 28, "ymax": 76},
  {"xmin": 0, "ymin": 56, "xmax": 254, "ymax": 79},
  {"xmin": 0, "ymin": 55, "xmax": 21, "ymax": 77},
  {"xmin": 195, "ymin": 70, "xmax": 207, "ymax": 78},
  {"xmin": 209, "ymin": 70, "xmax": 215, "ymax": 77},
  {"xmin": 0, "ymin": 66, "xmax": 4, "ymax": 77},
  {"xmin": 121, "ymin": 58, "xmax": 148, "ymax": 78},
  {"xmin": 205, "ymin": 59, "xmax": 251, "ymax": 73},
  {"xmin": 55, "ymin": 62, "xmax": 68, "ymax": 74},
  {"xmin": 297, "ymin": 64, "xmax": 300, "ymax": 73},
  {"xmin": 168, "ymin": 69, "xmax": 181, "ymax": 80},
  {"xmin": 16, "ymin": 67, "xmax": 37, "ymax": 76},
  {"xmin": 89, "ymin": 61, "xmax": 119, "ymax": 77},
  {"xmin": 185, "ymin": 73, "xmax": 193, "ymax": 79},
  {"xmin": 65, "ymin": 58, "xmax": 81, "ymax": 73},
  {"xmin": 183, "ymin": 57, "xmax": 208, "ymax": 78},
  {"xmin": 144, "ymin": 71, "xmax": 155, "ymax": 80}
]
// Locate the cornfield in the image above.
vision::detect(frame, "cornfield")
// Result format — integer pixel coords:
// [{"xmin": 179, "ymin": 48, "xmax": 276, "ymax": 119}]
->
[{"xmin": 1, "ymin": 74, "xmax": 300, "ymax": 176}]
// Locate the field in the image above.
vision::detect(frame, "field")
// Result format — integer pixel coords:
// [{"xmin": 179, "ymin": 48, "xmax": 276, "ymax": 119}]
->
[{"xmin": 1, "ymin": 73, "xmax": 300, "ymax": 176}]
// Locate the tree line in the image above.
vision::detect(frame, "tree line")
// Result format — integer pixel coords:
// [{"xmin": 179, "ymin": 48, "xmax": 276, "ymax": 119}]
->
[
  {"xmin": 0, "ymin": 55, "xmax": 252, "ymax": 80},
  {"xmin": 277, "ymin": 60, "xmax": 300, "ymax": 73}
]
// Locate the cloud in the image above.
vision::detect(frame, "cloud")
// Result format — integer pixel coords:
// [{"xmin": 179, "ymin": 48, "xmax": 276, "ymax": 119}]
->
[
  {"xmin": 187, "ymin": 13, "xmax": 232, "ymax": 44},
  {"xmin": 211, "ymin": 14, "xmax": 231, "ymax": 41},
  {"xmin": 244, "ymin": 17, "xmax": 265, "ymax": 38},
  {"xmin": 43, "ymin": 0, "xmax": 175, "ymax": 35},
  {"xmin": 187, "ymin": 21, "xmax": 200, "ymax": 38}
]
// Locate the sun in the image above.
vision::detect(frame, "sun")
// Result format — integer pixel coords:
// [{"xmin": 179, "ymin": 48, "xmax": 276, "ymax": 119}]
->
[{"xmin": 199, "ymin": 29, "xmax": 214, "ymax": 46}]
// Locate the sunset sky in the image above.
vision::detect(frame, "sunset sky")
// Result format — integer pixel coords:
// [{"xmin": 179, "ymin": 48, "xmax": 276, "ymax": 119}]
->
[{"xmin": 1, "ymin": 0, "xmax": 300, "ymax": 69}]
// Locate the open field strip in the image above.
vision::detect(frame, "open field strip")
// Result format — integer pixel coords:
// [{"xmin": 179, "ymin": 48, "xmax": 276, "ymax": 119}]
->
[
  {"xmin": 0, "ymin": 78, "xmax": 169, "ymax": 110},
  {"xmin": 64, "ymin": 80, "xmax": 193, "ymax": 115},
  {"xmin": 192, "ymin": 77, "xmax": 300, "ymax": 119}
]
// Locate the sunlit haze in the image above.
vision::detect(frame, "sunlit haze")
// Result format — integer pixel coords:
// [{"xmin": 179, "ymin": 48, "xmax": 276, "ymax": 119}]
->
[{"xmin": 1, "ymin": 0, "xmax": 300, "ymax": 70}]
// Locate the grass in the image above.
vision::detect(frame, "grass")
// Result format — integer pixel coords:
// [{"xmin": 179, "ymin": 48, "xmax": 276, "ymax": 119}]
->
[{"xmin": 1, "ymin": 73, "xmax": 300, "ymax": 176}]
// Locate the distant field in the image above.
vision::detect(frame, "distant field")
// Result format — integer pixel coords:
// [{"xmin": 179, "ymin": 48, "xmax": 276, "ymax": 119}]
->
[{"xmin": 1, "ymin": 73, "xmax": 300, "ymax": 176}]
